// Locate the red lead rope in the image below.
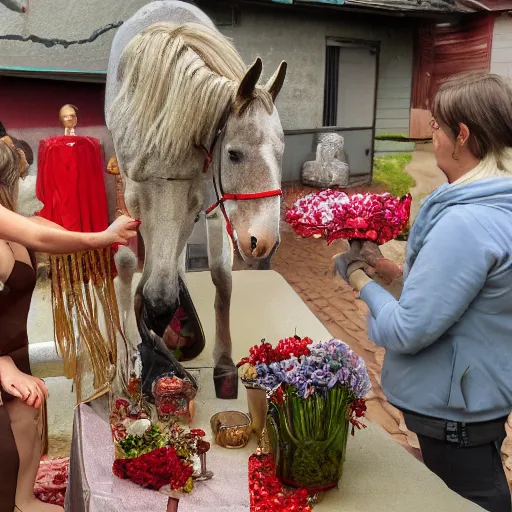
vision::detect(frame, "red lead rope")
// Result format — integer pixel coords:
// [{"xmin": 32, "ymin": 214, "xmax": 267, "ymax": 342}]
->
[{"xmin": 205, "ymin": 190, "xmax": 283, "ymax": 215}]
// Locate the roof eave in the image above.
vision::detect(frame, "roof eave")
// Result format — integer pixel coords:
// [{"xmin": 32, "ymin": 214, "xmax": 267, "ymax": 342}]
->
[{"xmin": 238, "ymin": 0, "xmax": 476, "ymax": 18}]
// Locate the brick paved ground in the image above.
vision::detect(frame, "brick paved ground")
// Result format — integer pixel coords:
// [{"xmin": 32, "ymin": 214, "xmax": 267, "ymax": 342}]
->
[{"xmin": 273, "ymin": 181, "xmax": 512, "ymax": 486}]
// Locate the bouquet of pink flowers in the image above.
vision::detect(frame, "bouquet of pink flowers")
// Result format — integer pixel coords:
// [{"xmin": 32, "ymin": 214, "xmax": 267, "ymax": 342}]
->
[{"xmin": 285, "ymin": 190, "xmax": 412, "ymax": 245}]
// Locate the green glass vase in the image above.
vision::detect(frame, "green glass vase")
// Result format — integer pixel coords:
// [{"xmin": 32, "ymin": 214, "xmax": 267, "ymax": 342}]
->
[{"xmin": 267, "ymin": 387, "xmax": 350, "ymax": 492}]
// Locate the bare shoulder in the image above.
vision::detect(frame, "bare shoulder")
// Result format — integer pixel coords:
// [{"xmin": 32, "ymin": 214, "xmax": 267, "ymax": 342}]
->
[{"xmin": 0, "ymin": 240, "xmax": 15, "ymax": 284}]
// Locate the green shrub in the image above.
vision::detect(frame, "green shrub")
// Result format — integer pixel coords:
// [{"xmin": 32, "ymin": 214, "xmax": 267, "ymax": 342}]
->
[
  {"xmin": 375, "ymin": 132, "xmax": 409, "ymax": 141},
  {"xmin": 373, "ymin": 153, "xmax": 415, "ymax": 197}
]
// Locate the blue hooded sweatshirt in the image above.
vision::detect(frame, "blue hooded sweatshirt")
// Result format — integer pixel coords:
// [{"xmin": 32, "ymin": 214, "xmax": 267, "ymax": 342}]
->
[{"xmin": 360, "ymin": 178, "xmax": 512, "ymax": 423}]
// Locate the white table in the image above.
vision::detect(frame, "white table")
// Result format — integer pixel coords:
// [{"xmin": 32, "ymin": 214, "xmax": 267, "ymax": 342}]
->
[{"xmin": 65, "ymin": 271, "xmax": 482, "ymax": 511}]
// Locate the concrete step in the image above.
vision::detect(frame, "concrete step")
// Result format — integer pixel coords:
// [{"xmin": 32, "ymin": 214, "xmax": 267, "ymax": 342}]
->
[
  {"xmin": 45, "ymin": 376, "xmax": 75, "ymax": 458},
  {"xmin": 29, "ymin": 342, "xmax": 64, "ymax": 379}
]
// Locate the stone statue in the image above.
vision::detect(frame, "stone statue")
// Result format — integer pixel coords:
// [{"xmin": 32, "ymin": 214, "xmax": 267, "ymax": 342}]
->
[
  {"xmin": 59, "ymin": 104, "xmax": 78, "ymax": 136},
  {"xmin": 301, "ymin": 132, "xmax": 350, "ymax": 188}
]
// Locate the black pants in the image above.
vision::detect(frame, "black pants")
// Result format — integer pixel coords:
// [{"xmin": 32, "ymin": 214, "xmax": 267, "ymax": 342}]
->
[{"xmin": 417, "ymin": 434, "xmax": 511, "ymax": 512}]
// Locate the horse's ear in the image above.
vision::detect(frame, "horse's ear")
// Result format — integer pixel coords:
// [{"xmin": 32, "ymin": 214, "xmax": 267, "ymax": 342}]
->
[
  {"xmin": 236, "ymin": 57, "xmax": 263, "ymax": 103},
  {"xmin": 266, "ymin": 61, "xmax": 287, "ymax": 102}
]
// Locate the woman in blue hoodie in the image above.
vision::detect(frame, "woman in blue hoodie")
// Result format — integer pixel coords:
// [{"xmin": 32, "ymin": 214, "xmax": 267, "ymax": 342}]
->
[{"xmin": 336, "ymin": 73, "xmax": 512, "ymax": 511}]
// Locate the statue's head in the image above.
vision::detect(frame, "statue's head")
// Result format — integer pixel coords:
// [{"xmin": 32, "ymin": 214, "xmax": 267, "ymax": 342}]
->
[{"xmin": 59, "ymin": 104, "xmax": 78, "ymax": 131}]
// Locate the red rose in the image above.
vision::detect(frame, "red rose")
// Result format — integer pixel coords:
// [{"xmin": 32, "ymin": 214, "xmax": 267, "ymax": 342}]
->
[
  {"xmin": 159, "ymin": 403, "xmax": 173, "ymax": 415},
  {"xmin": 196, "ymin": 440, "xmax": 211, "ymax": 454},
  {"xmin": 112, "ymin": 459, "xmax": 128, "ymax": 479},
  {"xmin": 52, "ymin": 473, "xmax": 67, "ymax": 486}
]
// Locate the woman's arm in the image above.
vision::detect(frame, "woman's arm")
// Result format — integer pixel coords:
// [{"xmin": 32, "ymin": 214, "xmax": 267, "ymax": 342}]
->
[
  {"xmin": 28, "ymin": 215, "xmax": 66, "ymax": 231},
  {"xmin": 357, "ymin": 209, "xmax": 494, "ymax": 355},
  {"xmin": 0, "ymin": 204, "xmax": 138, "ymax": 253}
]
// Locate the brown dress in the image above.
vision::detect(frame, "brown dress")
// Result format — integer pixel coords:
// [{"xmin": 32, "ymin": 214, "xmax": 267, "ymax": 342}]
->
[{"xmin": 0, "ymin": 251, "xmax": 36, "ymax": 512}]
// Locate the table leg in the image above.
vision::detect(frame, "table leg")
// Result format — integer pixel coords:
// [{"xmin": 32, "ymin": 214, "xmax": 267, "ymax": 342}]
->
[
  {"xmin": 41, "ymin": 399, "xmax": 49, "ymax": 456},
  {"xmin": 166, "ymin": 497, "xmax": 179, "ymax": 512}
]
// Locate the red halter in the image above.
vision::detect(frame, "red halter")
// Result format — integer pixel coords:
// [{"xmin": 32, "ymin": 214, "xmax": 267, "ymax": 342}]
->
[{"xmin": 201, "ymin": 130, "xmax": 282, "ymax": 244}]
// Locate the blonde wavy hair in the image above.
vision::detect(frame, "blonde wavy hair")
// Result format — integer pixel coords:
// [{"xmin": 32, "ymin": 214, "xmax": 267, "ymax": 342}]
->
[
  {"xmin": 0, "ymin": 140, "xmax": 22, "ymax": 212},
  {"xmin": 108, "ymin": 22, "xmax": 273, "ymax": 165}
]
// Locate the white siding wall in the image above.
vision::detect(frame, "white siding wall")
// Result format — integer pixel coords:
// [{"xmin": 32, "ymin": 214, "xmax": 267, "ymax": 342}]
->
[
  {"xmin": 491, "ymin": 14, "xmax": 512, "ymax": 80},
  {"xmin": 222, "ymin": 6, "xmax": 413, "ymax": 134},
  {"xmin": 375, "ymin": 36, "xmax": 413, "ymax": 135}
]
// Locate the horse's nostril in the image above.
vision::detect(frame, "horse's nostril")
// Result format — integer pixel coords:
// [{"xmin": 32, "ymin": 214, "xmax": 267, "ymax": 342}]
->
[{"xmin": 251, "ymin": 236, "xmax": 258, "ymax": 251}]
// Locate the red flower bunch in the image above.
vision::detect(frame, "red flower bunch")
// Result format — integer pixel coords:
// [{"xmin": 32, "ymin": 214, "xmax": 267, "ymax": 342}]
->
[
  {"xmin": 35, "ymin": 457, "xmax": 69, "ymax": 507},
  {"xmin": 269, "ymin": 386, "xmax": 284, "ymax": 405},
  {"xmin": 349, "ymin": 398, "xmax": 368, "ymax": 435},
  {"xmin": 113, "ymin": 446, "xmax": 193, "ymax": 491},
  {"xmin": 285, "ymin": 190, "xmax": 412, "ymax": 245},
  {"xmin": 275, "ymin": 336, "xmax": 312, "ymax": 361},
  {"xmin": 168, "ymin": 425, "xmax": 209, "ymax": 459},
  {"xmin": 249, "ymin": 453, "xmax": 311, "ymax": 512},
  {"xmin": 238, "ymin": 336, "xmax": 312, "ymax": 368}
]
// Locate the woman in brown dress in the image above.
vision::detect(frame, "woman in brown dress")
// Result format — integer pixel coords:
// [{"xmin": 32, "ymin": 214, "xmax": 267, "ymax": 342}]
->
[{"xmin": 0, "ymin": 138, "xmax": 139, "ymax": 512}]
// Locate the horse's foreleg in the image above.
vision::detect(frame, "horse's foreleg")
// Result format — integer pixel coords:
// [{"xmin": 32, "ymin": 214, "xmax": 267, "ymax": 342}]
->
[
  {"xmin": 206, "ymin": 212, "xmax": 237, "ymax": 399},
  {"xmin": 113, "ymin": 247, "xmax": 140, "ymax": 390}
]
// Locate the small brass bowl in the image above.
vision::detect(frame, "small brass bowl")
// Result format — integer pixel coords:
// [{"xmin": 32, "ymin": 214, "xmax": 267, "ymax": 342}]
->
[{"xmin": 210, "ymin": 411, "xmax": 252, "ymax": 449}]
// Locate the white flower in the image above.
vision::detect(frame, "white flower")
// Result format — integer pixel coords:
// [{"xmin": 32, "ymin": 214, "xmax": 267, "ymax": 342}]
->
[{"xmin": 126, "ymin": 418, "xmax": 152, "ymax": 438}]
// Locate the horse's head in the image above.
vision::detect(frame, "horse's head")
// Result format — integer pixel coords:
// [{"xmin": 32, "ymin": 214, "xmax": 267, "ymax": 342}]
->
[{"xmin": 218, "ymin": 58, "xmax": 287, "ymax": 263}]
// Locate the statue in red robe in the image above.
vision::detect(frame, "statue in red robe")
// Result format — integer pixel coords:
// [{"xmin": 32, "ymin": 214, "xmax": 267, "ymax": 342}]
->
[
  {"xmin": 36, "ymin": 105, "xmax": 108, "ymax": 232},
  {"xmin": 35, "ymin": 105, "xmax": 118, "ymax": 404}
]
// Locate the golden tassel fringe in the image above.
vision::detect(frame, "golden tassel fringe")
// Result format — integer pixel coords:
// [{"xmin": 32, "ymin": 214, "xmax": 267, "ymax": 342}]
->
[{"xmin": 50, "ymin": 248, "xmax": 126, "ymax": 404}]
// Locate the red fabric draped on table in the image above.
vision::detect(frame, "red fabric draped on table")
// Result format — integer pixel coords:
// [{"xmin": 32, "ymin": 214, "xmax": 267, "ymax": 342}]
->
[{"xmin": 36, "ymin": 136, "xmax": 108, "ymax": 232}]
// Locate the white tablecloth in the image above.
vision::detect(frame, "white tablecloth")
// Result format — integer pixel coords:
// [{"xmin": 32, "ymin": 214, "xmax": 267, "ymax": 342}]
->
[{"xmin": 65, "ymin": 271, "xmax": 482, "ymax": 512}]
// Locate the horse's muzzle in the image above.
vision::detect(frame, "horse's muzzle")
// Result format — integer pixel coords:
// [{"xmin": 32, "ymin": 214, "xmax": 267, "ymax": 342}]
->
[{"xmin": 138, "ymin": 296, "xmax": 178, "ymax": 339}]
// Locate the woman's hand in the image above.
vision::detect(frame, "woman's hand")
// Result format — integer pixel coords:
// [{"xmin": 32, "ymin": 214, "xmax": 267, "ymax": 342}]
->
[
  {"xmin": 360, "ymin": 241, "xmax": 402, "ymax": 285},
  {"xmin": 103, "ymin": 215, "xmax": 140, "ymax": 246},
  {"xmin": 0, "ymin": 358, "xmax": 48, "ymax": 408},
  {"xmin": 333, "ymin": 241, "xmax": 367, "ymax": 283},
  {"xmin": 333, "ymin": 240, "xmax": 402, "ymax": 287}
]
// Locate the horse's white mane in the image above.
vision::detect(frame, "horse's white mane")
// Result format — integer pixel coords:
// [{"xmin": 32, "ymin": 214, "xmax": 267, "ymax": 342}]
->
[{"xmin": 108, "ymin": 21, "xmax": 273, "ymax": 165}]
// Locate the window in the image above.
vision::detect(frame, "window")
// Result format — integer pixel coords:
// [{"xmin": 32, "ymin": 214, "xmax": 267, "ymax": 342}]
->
[
  {"xmin": 323, "ymin": 40, "xmax": 378, "ymax": 129},
  {"xmin": 323, "ymin": 45, "xmax": 340, "ymax": 126}
]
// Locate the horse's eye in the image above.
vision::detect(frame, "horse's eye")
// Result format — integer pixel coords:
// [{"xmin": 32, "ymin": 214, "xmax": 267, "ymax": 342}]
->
[{"xmin": 228, "ymin": 150, "xmax": 241, "ymax": 163}]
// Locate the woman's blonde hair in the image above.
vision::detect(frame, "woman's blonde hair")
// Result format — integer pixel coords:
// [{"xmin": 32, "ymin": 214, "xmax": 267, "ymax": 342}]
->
[
  {"xmin": 0, "ymin": 140, "xmax": 21, "ymax": 211},
  {"xmin": 433, "ymin": 72, "xmax": 512, "ymax": 169}
]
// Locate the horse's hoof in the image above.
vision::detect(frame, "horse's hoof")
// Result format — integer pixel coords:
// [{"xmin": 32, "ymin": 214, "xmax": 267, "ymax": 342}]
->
[{"xmin": 213, "ymin": 366, "xmax": 238, "ymax": 399}]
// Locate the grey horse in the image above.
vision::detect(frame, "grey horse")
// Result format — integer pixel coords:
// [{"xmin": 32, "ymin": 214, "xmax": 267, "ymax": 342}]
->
[{"xmin": 105, "ymin": 1, "xmax": 286, "ymax": 398}]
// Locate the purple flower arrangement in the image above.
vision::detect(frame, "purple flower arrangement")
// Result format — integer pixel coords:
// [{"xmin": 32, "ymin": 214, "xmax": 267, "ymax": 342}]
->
[
  {"xmin": 256, "ymin": 339, "xmax": 371, "ymax": 400},
  {"xmin": 262, "ymin": 339, "xmax": 371, "ymax": 490}
]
